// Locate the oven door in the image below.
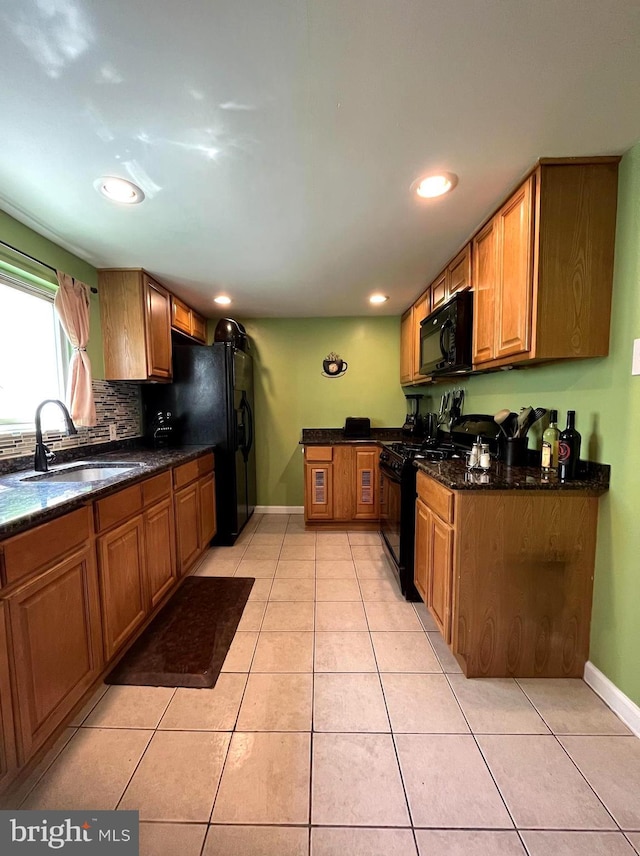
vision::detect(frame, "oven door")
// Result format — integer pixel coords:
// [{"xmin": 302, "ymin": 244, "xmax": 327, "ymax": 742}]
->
[{"xmin": 379, "ymin": 465, "xmax": 402, "ymax": 570}]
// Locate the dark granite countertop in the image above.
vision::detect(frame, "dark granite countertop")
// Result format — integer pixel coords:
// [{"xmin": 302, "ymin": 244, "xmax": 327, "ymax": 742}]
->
[
  {"xmin": 301, "ymin": 427, "xmax": 405, "ymax": 444},
  {"xmin": 414, "ymin": 458, "xmax": 610, "ymax": 493},
  {"xmin": 0, "ymin": 444, "xmax": 214, "ymax": 540}
]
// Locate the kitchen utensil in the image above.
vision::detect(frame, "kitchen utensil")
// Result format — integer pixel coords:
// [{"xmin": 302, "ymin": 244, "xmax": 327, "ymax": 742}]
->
[
  {"xmin": 503, "ymin": 412, "xmax": 518, "ymax": 437},
  {"xmin": 493, "ymin": 409, "xmax": 511, "ymax": 437},
  {"xmin": 521, "ymin": 407, "xmax": 548, "ymax": 438},
  {"xmin": 515, "ymin": 406, "xmax": 533, "ymax": 438}
]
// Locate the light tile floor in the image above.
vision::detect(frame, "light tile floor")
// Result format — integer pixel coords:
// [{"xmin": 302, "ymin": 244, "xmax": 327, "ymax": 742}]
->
[{"xmin": 9, "ymin": 513, "xmax": 640, "ymax": 856}]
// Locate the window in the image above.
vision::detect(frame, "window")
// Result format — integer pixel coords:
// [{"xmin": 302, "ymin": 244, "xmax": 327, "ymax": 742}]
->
[{"xmin": 0, "ymin": 274, "xmax": 70, "ymax": 430}]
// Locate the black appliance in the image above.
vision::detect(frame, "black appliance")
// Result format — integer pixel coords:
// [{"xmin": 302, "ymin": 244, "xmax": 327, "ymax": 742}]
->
[
  {"xmin": 344, "ymin": 417, "xmax": 371, "ymax": 439},
  {"xmin": 402, "ymin": 394, "xmax": 424, "ymax": 439},
  {"xmin": 214, "ymin": 317, "xmax": 248, "ymax": 351},
  {"xmin": 142, "ymin": 342, "xmax": 257, "ymax": 545},
  {"xmin": 419, "ymin": 290, "xmax": 473, "ymax": 376},
  {"xmin": 379, "ymin": 415, "xmax": 499, "ymax": 600}
]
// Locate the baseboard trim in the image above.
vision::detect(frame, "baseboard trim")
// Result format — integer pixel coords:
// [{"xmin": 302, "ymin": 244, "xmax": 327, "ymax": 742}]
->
[
  {"xmin": 255, "ymin": 505, "xmax": 304, "ymax": 515},
  {"xmin": 584, "ymin": 661, "xmax": 640, "ymax": 737}
]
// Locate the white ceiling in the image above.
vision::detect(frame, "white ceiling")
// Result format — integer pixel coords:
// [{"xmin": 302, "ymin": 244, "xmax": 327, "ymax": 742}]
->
[{"xmin": 1, "ymin": 0, "xmax": 640, "ymax": 318}]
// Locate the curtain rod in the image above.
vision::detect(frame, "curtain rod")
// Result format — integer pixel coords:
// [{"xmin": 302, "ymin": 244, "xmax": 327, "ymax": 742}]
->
[{"xmin": 0, "ymin": 238, "xmax": 99, "ymax": 293}]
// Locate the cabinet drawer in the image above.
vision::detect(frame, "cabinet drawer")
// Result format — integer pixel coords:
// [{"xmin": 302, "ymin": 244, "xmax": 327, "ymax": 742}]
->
[
  {"xmin": 416, "ymin": 471, "xmax": 454, "ymax": 524},
  {"xmin": 197, "ymin": 453, "xmax": 214, "ymax": 476},
  {"xmin": 142, "ymin": 471, "xmax": 172, "ymax": 507},
  {"xmin": 94, "ymin": 484, "xmax": 143, "ymax": 533},
  {"xmin": 305, "ymin": 446, "xmax": 333, "ymax": 462},
  {"xmin": 2, "ymin": 507, "xmax": 91, "ymax": 586},
  {"xmin": 173, "ymin": 459, "xmax": 200, "ymax": 489}
]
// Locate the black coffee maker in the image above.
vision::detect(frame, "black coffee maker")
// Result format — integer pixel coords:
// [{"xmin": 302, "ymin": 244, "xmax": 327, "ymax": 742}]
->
[{"xmin": 402, "ymin": 395, "xmax": 424, "ymax": 439}]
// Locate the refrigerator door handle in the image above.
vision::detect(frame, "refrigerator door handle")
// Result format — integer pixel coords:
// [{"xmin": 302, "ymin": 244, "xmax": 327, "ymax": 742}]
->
[{"xmin": 244, "ymin": 395, "xmax": 254, "ymax": 454}]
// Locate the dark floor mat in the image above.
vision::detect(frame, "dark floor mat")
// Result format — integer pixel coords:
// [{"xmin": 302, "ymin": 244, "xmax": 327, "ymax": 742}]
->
[{"xmin": 105, "ymin": 576, "xmax": 254, "ymax": 688}]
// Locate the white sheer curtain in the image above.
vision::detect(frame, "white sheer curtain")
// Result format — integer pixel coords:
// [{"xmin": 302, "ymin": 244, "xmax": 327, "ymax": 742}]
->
[{"xmin": 54, "ymin": 272, "xmax": 97, "ymax": 427}]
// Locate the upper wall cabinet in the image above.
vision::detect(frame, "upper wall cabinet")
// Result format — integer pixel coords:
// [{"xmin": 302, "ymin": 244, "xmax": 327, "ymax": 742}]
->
[
  {"xmin": 472, "ymin": 158, "xmax": 619, "ymax": 370},
  {"xmin": 171, "ymin": 295, "xmax": 207, "ymax": 344},
  {"xmin": 99, "ymin": 269, "xmax": 172, "ymax": 381}
]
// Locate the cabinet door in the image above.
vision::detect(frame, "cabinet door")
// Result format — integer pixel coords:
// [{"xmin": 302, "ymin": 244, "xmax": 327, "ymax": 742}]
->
[
  {"xmin": 171, "ymin": 295, "xmax": 192, "ymax": 336},
  {"xmin": 191, "ymin": 313, "xmax": 207, "ymax": 343},
  {"xmin": 145, "ymin": 498, "xmax": 177, "ymax": 609},
  {"xmin": 428, "ymin": 513, "xmax": 454, "ymax": 643},
  {"xmin": 354, "ymin": 448, "xmax": 379, "ymax": 520},
  {"xmin": 174, "ymin": 483, "xmax": 201, "ymax": 574},
  {"xmin": 431, "ymin": 271, "xmax": 447, "ymax": 311},
  {"xmin": 472, "ymin": 217, "xmax": 499, "ymax": 365},
  {"xmin": 0, "ymin": 602, "xmax": 17, "ymax": 790},
  {"xmin": 400, "ymin": 309, "xmax": 413, "ymax": 384},
  {"xmin": 8, "ymin": 546, "xmax": 102, "ymax": 763},
  {"xmin": 198, "ymin": 473, "xmax": 217, "ymax": 548},
  {"xmin": 97, "ymin": 516, "xmax": 148, "ymax": 661},
  {"xmin": 496, "ymin": 176, "xmax": 535, "ymax": 359},
  {"xmin": 304, "ymin": 463, "xmax": 333, "ymax": 520},
  {"xmin": 144, "ymin": 275, "xmax": 172, "ymax": 379},
  {"xmin": 332, "ymin": 446, "xmax": 354, "ymax": 521},
  {"xmin": 414, "ymin": 499, "xmax": 429, "ymax": 603},
  {"xmin": 448, "ymin": 244, "xmax": 472, "ymax": 295},
  {"xmin": 412, "ymin": 289, "xmax": 431, "ymax": 380}
]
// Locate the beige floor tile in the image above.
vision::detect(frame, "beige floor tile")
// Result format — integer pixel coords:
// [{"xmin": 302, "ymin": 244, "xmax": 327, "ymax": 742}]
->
[
  {"xmin": 314, "ymin": 631, "xmax": 377, "ymax": 672},
  {"xmin": 280, "ymin": 545, "xmax": 315, "ymax": 561},
  {"xmin": 313, "ymin": 827, "xmax": 417, "ymax": 856},
  {"xmin": 371, "ymin": 632, "xmax": 442, "ymax": 672},
  {"xmin": 269, "ymin": 578, "xmax": 316, "ymax": 601},
  {"xmin": 206, "ymin": 545, "xmax": 248, "ymax": 560},
  {"xmin": 236, "ymin": 673, "xmax": 313, "ymax": 730},
  {"xmin": 22, "ymin": 728, "xmax": 152, "ymax": 810},
  {"xmin": 82, "ymin": 685, "xmax": 175, "ymax": 729},
  {"xmin": 220, "ymin": 631, "xmax": 258, "ymax": 672},
  {"xmin": 348, "ymin": 532, "xmax": 382, "ymax": 545},
  {"xmin": 196, "ymin": 559, "xmax": 240, "ymax": 577},
  {"xmin": 415, "ymin": 830, "xmax": 525, "ymax": 855},
  {"xmin": 120, "ymin": 730, "xmax": 230, "ymax": 821},
  {"xmin": 315, "ymin": 601, "xmax": 367, "ymax": 631},
  {"xmin": 316, "ymin": 578, "xmax": 362, "ymax": 601},
  {"xmin": 276, "ymin": 559, "xmax": 316, "ymax": 578},
  {"xmin": 140, "ymin": 822, "xmax": 207, "ymax": 856},
  {"xmin": 350, "ymin": 545, "xmax": 388, "ymax": 561},
  {"xmin": 382, "ymin": 673, "xmax": 469, "ymax": 733},
  {"xmin": 626, "ymin": 832, "xmax": 640, "ymax": 852},
  {"xmin": 212, "ymin": 732, "xmax": 310, "ymax": 824},
  {"xmin": 6, "ymin": 727, "xmax": 77, "ymax": 809},
  {"xmin": 257, "ymin": 518, "xmax": 288, "ymax": 531},
  {"xmin": 315, "ymin": 560, "xmax": 357, "ymax": 578},
  {"xmin": 518, "ymin": 679, "xmax": 631, "ymax": 735},
  {"xmin": 236, "ymin": 601, "xmax": 267, "ymax": 631},
  {"xmin": 251, "ymin": 631, "xmax": 314, "ymax": 672},
  {"xmin": 426, "ymin": 631, "xmax": 463, "ymax": 673},
  {"xmin": 354, "ymin": 559, "xmax": 395, "ymax": 580},
  {"xmin": 205, "ymin": 825, "xmax": 309, "ymax": 856},
  {"xmin": 249, "ymin": 532, "xmax": 285, "ymax": 545},
  {"xmin": 262, "ymin": 601, "xmax": 315, "ymax": 631},
  {"xmin": 236, "ymin": 559, "xmax": 277, "ymax": 577},
  {"xmin": 316, "ymin": 544, "xmax": 353, "ymax": 560},
  {"xmin": 365, "ymin": 602, "xmax": 423, "ymax": 630},
  {"xmin": 158, "ymin": 675, "xmax": 247, "ymax": 731},
  {"xmin": 359, "ymin": 579, "xmax": 404, "ymax": 601},
  {"xmin": 412, "ymin": 601, "xmax": 439, "ymax": 631},
  {"xmin": 69, "ymin": 684, "xmax": 109, "ymax": 726},
  {"xmin": 520, "ymin": 831, "xmax": 638, "ymax": 856},
  {"xmin": 395, "ymin": 734, "xmax": 512, "ymax": 828},
  {"xmin": 312, "ymin": 732, "xmax": 409, "ymax": 826},
  {"xmin": 478, "ymin": 734, "xmax": 616, "ymax": 829},
  {"xmin": 448, "ymin": 676, "xmax": 549, "ymax": 734},
  {"xmin": 559, "ymin": 735, "xmax": 640, "ymax": 830},
  {"xmin": 243, "ymin": 544, "xmax": 282, "ymax": 560},
  {"xmin": 247, "ymin": 578, "xmax": 273, "ymax": 601},
  {"xmin": 316, "ymin": 532, "xmax": 350, "ymax": 545},
  {"xmin": 314, "ymin": 673, "xmax": 390, "ymax": 732},
  {"xmin": 283, "ymin": 532, "xmax": 317, "ymax": 545}
]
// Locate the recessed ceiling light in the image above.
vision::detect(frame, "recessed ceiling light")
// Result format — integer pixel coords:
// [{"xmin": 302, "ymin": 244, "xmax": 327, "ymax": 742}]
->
[
  {"xmin": 412, "ymin": 172, "xmax": 458, "ymax": 199},
  {"xmin": 95, "ymin": 176, "xmax": 145, "ymax": 204},
  {"xmin": 214, "ymin": 295, "xmax": 231, "ymax": 305},
  {"xmin": 369, "ymin": 294, "xmax": 389, "ymax": 305}
]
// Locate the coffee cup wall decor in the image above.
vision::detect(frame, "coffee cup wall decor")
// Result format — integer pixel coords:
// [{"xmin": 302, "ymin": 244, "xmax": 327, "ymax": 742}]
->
[{"xmin": 322, "ymin": 352, "xmax": 348, "ymax": 378}]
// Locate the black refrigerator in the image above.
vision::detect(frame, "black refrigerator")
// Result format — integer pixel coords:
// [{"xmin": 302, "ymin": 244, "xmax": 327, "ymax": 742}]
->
[{"xmin": 144, "ymin": 342, "xmax": 257, "ymax": 544}]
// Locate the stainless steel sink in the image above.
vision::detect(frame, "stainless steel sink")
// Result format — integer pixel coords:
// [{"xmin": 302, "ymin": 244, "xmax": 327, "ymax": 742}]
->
[{"xmin": 22, "ymin": 463, "xmax": 143, "ymax": 483}]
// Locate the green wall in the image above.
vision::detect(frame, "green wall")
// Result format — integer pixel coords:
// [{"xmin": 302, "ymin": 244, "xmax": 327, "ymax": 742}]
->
[
  {"xmin": 242, "ymin": 317, "xmax": 407, "ymax": 507},
  {"xmin": 432, "ymin": 141, "xmax": 640, "ymax": 707},
  {"xmin": 0, "ymin": 210, "xmax": 103, "ymax": 377}
]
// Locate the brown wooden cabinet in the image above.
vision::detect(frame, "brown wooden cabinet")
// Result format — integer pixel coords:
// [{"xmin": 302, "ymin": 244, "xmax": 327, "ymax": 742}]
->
[
  {"xmin": 174, "ymin": 483, "xmax": 201, "ymax": 575},
  {"xmin": 472, "ymin": 159, "xmax": 619, "ymax": 369},
  {"xmin": 304, "ymin": 445, "xmax": 380, "ymax": 526},
  {"xmin": 173, "ymin": 454, "xmax": 216, "ymax": 574},
  {"xmin": 98, "ymin": 268, "xmax": 172, "ymax": 381},
  {"xmin": 0, "ymin": 602, "xmax": 17, "ymax": 790},
  {"xmin": 400, "ymin": 309, "xmax": 414, "ymax": 384},
  {"xmin": 144, "ymin": 497, "xmax": 177, "ymax": 609},
  {"xmin": 198, "ymin": 473, "xmax": 217, "ymax": 547},
  {"xmin": 8, "ymin": 545, "xmax": 102, "ymax": 763},
  {"xmin": 171, "ymin": 295, "xmax": 207, "ymax": 344},
  {"xmin": 414, "ymin": 473, "xmax": 454, "ymax": 641}
]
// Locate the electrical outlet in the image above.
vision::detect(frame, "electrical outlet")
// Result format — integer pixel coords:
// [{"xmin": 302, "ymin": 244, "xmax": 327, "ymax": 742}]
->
[
  {"xmin": 633, "ymin": 339, "xmax": 640, "ymax": 376},
  {"xmin": 109, "ymin": 424, "xmax": 117, "ymax": 441}
]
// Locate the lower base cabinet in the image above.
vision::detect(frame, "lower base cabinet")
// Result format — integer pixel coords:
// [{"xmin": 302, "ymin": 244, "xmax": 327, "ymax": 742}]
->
[
  {"xmin": 414, "ymin": 494, "xmax": 454, "ymax": 642},
  {"xmin": 0, "ymin": 603, "xmax": 17, "ymax": 790},
  {"xmin": 304, "ymin": 445, "xmax": 380, "ymax": 525},
  {"xmin": 145, "ymin": 497, "xmax": 177, "ymax": 608},
  {"xmin": 175, "ymin": 483, "xmax": 201, "ymax": 575}
]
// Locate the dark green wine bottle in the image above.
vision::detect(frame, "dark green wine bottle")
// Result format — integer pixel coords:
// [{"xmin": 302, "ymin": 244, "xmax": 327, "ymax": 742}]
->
[{"xmin": 557, "ymin": 410, "xmax": 581, "ymax": 480}]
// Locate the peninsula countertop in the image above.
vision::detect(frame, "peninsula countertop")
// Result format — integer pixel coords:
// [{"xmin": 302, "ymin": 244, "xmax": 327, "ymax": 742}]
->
[{"xmin": 0, "ymin": 444, "xmax": 214, "ymax": 539}]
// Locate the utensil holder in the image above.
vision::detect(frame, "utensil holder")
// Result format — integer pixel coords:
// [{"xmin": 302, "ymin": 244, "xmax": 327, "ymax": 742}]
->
[{"xmin": 500, "ymin": 436, "xmax": 528, "ymax": 467}]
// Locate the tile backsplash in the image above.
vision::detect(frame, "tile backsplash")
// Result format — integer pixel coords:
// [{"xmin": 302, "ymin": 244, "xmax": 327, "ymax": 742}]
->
[{"xmin": 0, "ymin": 380, "xmax": 142, "ymax": 461}]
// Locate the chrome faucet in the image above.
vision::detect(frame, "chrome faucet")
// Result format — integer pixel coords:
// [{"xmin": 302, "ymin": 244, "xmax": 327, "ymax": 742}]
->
[{"xmin": 34, "ymin": 399, "xmax": 78, "ymax": 472}]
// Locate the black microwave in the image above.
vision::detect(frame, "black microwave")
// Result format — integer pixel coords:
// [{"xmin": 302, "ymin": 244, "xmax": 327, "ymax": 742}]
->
[{"xmin": 419, "ymin": 290, "xmax": 473, "ymax": 376}]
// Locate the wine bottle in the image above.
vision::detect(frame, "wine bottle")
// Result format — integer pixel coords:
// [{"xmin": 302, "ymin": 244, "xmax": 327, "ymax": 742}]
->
[
  {"xmin": 541, "ymin": 409, "xmax": 560, "ymax": 472},
  {"xmin": 557, "ymin": 410, "xmax": 581, "ymax": 480}
]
